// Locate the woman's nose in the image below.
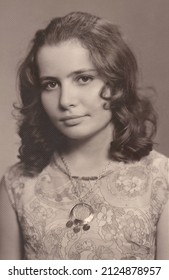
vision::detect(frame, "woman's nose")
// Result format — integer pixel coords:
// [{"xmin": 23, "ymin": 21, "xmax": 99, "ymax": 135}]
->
[{"xmin": 59, "ymin": 83, "xmax": 78, "ymax": 109}]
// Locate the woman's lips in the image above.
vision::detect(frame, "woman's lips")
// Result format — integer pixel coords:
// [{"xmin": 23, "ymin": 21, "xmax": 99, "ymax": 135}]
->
[{"xmin": 60, "ymin": 115, "xmax": 87, "ymax": 126}]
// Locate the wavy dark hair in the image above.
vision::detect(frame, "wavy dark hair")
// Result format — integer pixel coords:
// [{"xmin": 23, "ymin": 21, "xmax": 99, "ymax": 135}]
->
[{"xmin": 17, "ymin": 11, "xmax": 157, "ymax": 175}]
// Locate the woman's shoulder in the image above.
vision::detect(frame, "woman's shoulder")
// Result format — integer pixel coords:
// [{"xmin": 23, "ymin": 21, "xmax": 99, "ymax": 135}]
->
[
  {"xmin": 3, "ymin": 162, "xmax": 27, "ymax": 182},
  {"xmin": 111, "ymin": 150, "xmax": 168, "ymax": 174},
  {"xmin": 1, "ymin": 162, "xmax": 42, "ymax": 193},
  {"xmin": 144, "ymin": 150, "xmax": 168, "ymax": 173},
  {"xmin": 148, "ymin": 149, "xmax": 168, "ymax": 161},
  {"xmin": 0, "ymin": 163, "xmax": 25, "ymax": 210},
  {"xmin": 1, "ymin": 162, "xmax": 44, "ymax": 210}
]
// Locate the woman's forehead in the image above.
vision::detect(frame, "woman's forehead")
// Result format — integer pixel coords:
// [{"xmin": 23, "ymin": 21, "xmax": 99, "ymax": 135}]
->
[{"xmin": 37, "ymin": 40, "xmax": 97, "ymax": 78}]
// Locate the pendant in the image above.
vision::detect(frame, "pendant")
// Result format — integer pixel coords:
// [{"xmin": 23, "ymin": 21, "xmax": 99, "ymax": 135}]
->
[{"xmin": 66, "ymin": 202, "xmax": 94, "ymax": 233}]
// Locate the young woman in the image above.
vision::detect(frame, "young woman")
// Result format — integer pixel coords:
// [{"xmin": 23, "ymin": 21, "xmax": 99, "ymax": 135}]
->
[{"xmin": 0, "ymin": 11, "xmax": 168, "ymax": 260}]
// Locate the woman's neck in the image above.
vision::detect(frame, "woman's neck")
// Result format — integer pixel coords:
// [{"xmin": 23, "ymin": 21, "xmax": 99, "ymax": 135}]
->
[{"xmin": 58, "ymin": 124, "xmax": 113, "ymax": 177}]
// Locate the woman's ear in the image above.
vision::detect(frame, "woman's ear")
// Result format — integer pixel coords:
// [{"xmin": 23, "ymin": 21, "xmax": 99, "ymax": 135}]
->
[
  {"xmin": 101, "ymin": 83, "xmax": 111, "ymax": 99},
  {"xmin": 103, "ymin": 85, "xmax": 124, "ymax": 110},
  {"xmin": 103, "ymin": 86, "xmax": 112, "ymax": 99},
  {"xmin": 101, "ymin": 85, "xmax": 112, "ymax": 110}
]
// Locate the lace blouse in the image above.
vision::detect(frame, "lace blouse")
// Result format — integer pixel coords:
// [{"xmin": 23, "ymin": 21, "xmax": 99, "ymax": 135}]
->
[{"xmin": 3, "ymin": 150, "xmax": 169, "ymax": 260}]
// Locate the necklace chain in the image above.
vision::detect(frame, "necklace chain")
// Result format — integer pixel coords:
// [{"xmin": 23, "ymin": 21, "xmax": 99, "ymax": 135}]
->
[{"xmin": 59, "ymin": 153, "xmax": 111, "ymax": 203}]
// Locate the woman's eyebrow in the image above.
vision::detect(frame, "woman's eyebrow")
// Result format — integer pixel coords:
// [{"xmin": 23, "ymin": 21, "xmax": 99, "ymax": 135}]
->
[
  {"xmin": 39, "ymin": 76, "xmax": 58, "ymax": 82},
  {"xmin": 39, "ymin": 69, "xmax": 97, "ymax": 82},
  {"xmin": 69, "ymin": 69, "xmax": 97, "ymax": 75}
]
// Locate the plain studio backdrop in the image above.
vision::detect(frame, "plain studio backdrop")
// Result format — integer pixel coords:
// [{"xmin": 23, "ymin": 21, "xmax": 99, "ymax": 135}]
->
[{"xmin": 0, "ymin": 0, "xmax": 169, "ymax": 178}]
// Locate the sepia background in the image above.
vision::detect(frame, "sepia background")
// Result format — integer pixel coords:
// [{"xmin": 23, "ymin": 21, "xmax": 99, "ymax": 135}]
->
[{"xmin": 0, "ymin": 0, "xmax": 169, "ymax": 178}]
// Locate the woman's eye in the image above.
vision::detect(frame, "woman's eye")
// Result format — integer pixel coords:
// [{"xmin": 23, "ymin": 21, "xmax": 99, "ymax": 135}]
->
[
  {"xmin": 42, "ymin": 81, "xmax": 58, "ymax": 91},
  {"xmin": 77, "ymin": 76, "xmax": 93, "ymax": 84}
]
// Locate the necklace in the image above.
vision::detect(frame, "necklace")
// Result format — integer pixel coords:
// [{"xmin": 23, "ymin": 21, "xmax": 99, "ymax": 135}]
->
[{"xmin": 59, "ymin": 154, "xmax": 111, "ymax": 233}]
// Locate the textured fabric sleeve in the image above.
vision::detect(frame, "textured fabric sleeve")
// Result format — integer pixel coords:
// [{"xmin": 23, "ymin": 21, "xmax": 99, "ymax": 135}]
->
[
  {"xmin": 2, "ymin": 163, "xmax": 24, "ymax": 211},
  {"xmin": 151, "ymin": 153, "xmax": 169, "ymax": 223},
  {"xmin": 161, "ymin": 157, "xmax": 169, "ymax": 211},
  {"xmin": 1, "ymin": 172, "xmax": 15, "ymax": 210}
]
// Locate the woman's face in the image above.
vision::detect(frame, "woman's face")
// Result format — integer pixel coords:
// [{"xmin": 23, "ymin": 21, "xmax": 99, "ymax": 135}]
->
[{"xmin": 37, "ymin": 40, "xmax": 113, "ymax": 140}]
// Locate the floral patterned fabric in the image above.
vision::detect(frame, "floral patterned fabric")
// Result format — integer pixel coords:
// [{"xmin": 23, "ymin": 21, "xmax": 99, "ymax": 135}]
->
[{"xmin": 3, "ymin": 150, "xmax": 169, "ymax": 260}]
